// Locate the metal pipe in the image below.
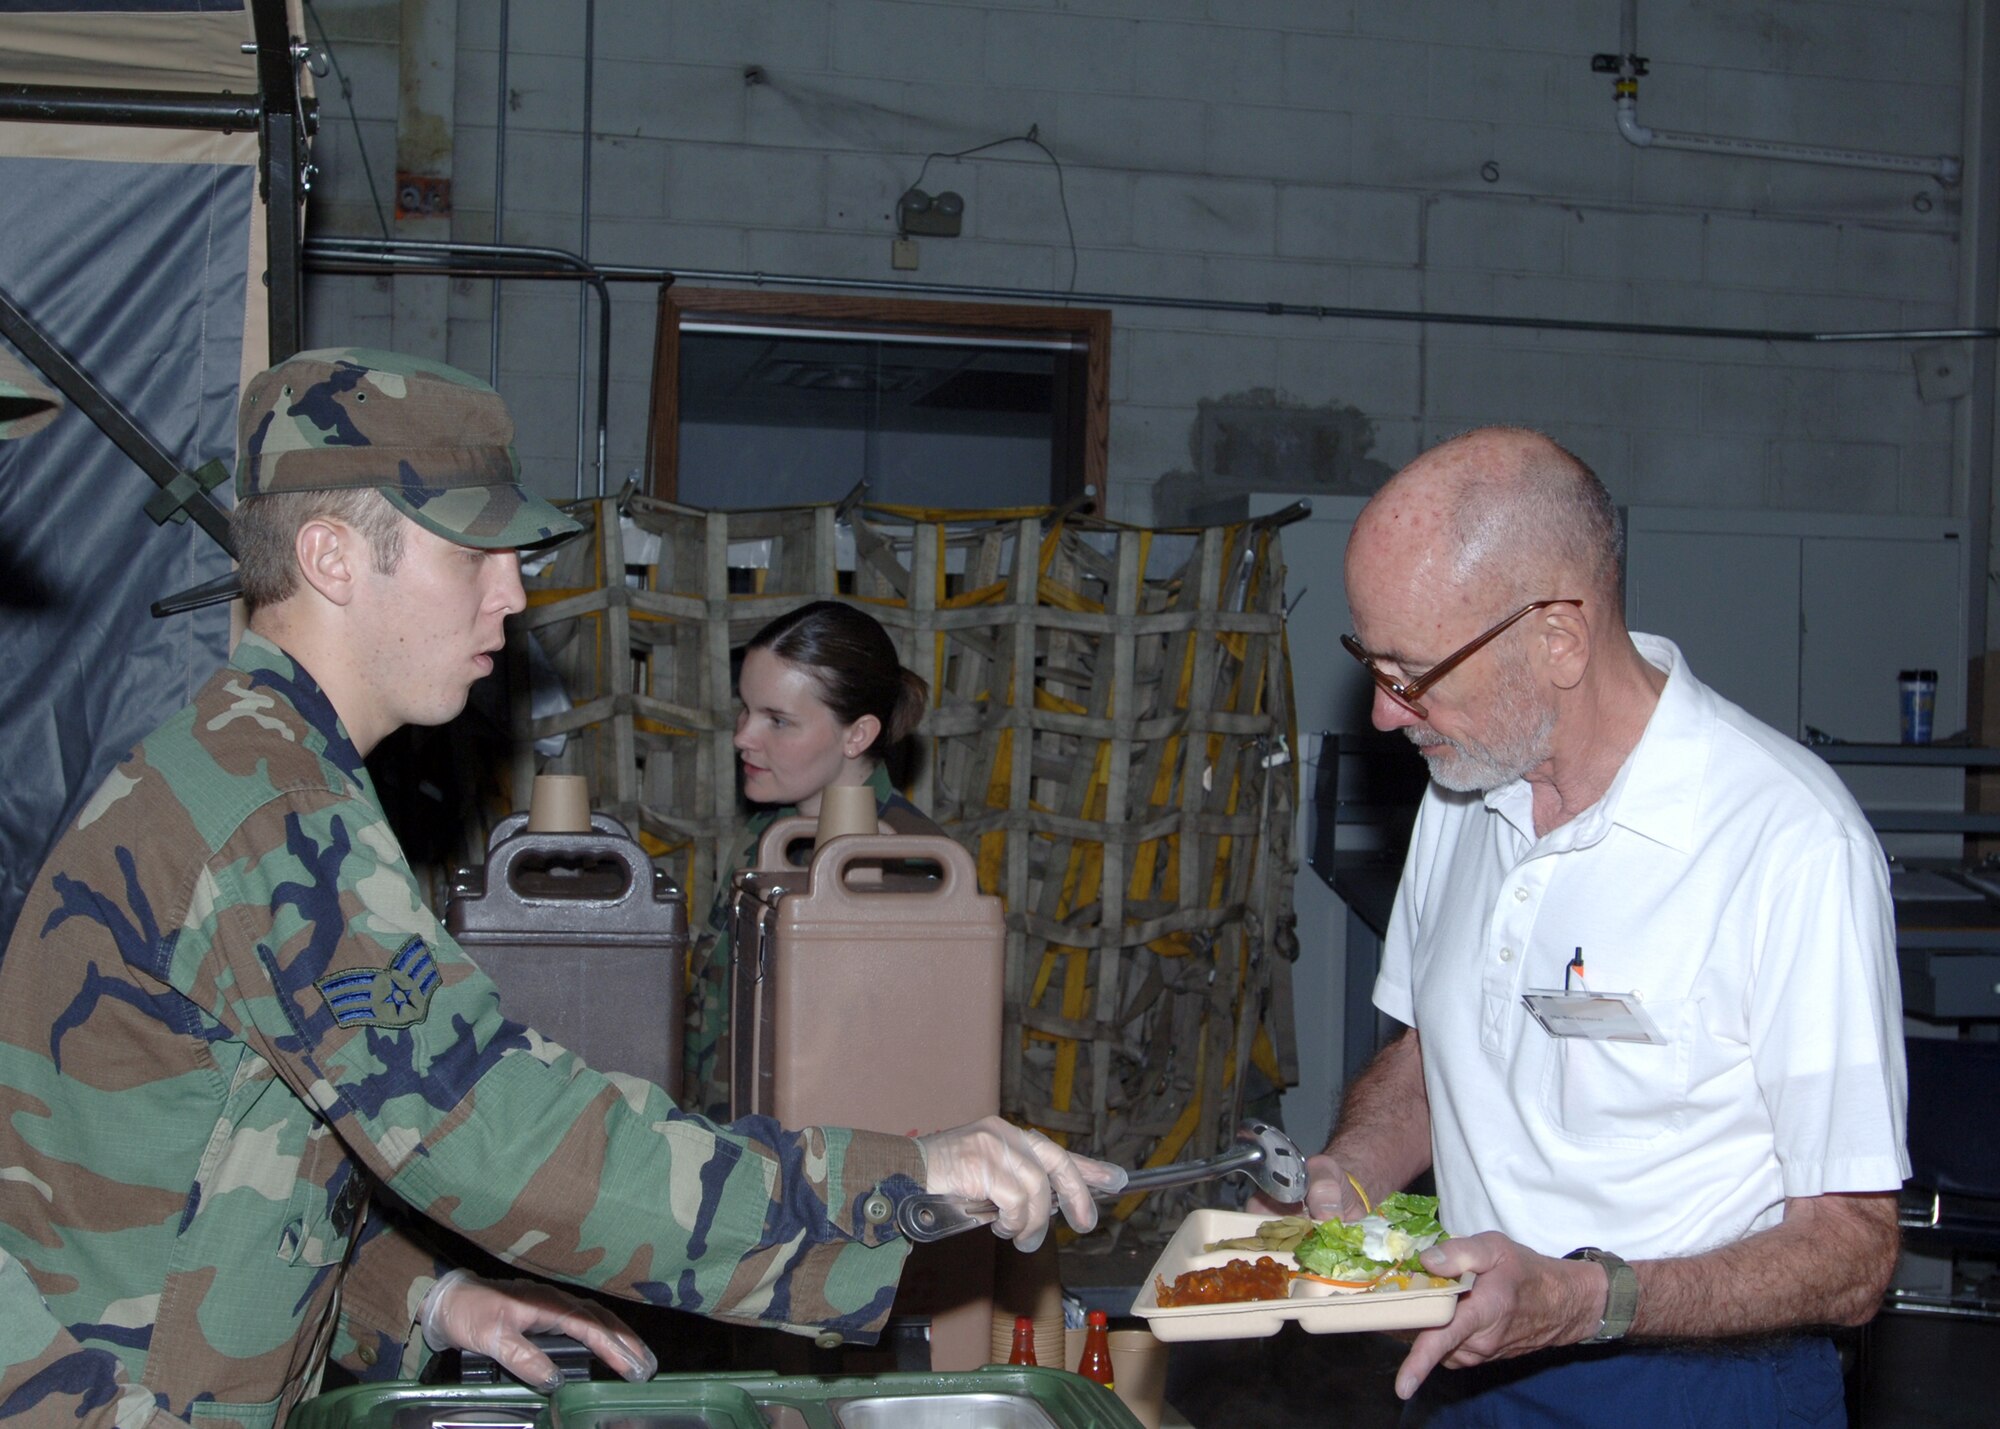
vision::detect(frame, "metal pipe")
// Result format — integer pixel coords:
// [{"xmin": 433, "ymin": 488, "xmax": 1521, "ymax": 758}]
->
[
  {"xmin": 622, "ymin": 262, "xmax": 2000, "ymax": 346},
  {"xmin": 574, "ymin": 0, "xmax": 597, "ymax": 497},
  {"xmin": 1610, "ymin": 0, "xmax": 1961, "ymax": 185},
  {"xmin": 1615, "ymin": 93, "xmax": 1961, "ymax": 184},
  {"xmin": 308, "ymin": 236, "xmax": 2000, "ymax": 351},
  {"xmin": 314, "ymin": 234, "xmax": 597, "ymax": 270},
  {"xmin": 0, "ymin": 84, "xmax": 261, "ymax": 131},
  {"xmin": 307, "ymin": 237, "xmax": 611, "ymax": 487},
  {"xmin": 488, "ymin": 0, "xmax": 509, "ymax": 388},
  {"xmin": 1955, "ymin": 0, "xmax": 2000, "ymax": 663}
]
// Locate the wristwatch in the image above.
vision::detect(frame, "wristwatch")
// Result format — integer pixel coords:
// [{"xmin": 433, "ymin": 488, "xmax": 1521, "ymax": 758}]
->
[{"xmin": 1564, "ymin": 1246, "xmax": 1639, "ymax": 1342}]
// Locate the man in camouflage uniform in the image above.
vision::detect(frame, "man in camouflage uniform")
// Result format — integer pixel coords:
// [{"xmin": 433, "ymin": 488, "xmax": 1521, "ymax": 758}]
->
[{"xmin": 0, "ymin": 348, "xmax": 1119, "ymax": 1428}]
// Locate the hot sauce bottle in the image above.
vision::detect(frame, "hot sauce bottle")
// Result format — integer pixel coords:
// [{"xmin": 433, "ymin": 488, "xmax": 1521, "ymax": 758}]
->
[
  {"xmin": 1077, "ymin": 1309, "xmax": 1115, "ymax": 1389},
  {"xmin": 1008, "ymin": 1315, "xmax": 1038, "ymax": 1366}
]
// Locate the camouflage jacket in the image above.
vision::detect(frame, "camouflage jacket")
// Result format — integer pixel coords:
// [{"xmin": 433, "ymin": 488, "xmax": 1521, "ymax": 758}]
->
[
  {"xmin": 681, "ymin": 767, "xmax": 939, "ymax": 1119},
  {"xmin": 0, "ymin": 634, "xmax": 925, "ymax": 1429}
]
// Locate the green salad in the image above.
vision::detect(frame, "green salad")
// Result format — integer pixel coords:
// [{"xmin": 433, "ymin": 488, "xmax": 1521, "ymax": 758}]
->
[{"xmin": 1292, "ymin": 1192, "xmax": 1448, "ymax": 1281}]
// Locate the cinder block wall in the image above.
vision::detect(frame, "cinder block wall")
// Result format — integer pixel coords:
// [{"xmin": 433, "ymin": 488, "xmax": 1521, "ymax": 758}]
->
[{"xmin": 302, "ymin": 0, "xmax": 1972, "ymax": 526}]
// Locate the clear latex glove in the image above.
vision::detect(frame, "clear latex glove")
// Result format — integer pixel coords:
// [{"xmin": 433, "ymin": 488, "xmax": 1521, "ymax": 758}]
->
[
  {"xmin": 418, "ymin": 1268, "xmax": 657, "ymax": 1392},
  {"xmin": 916, "ymin": 1115, "xmax": 1130, "ymax": 1253}
]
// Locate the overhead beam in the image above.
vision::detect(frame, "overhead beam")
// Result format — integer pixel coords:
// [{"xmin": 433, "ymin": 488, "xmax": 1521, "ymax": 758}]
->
[{"xmin": 0, "ymin": 84, "xmax": 260, "ymax": 130}]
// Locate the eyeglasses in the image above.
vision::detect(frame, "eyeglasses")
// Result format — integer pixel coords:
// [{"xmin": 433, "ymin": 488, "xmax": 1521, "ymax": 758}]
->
[{"xmin": 1341, "ymin": 598, "xmax": 1582, "ymax": 720}]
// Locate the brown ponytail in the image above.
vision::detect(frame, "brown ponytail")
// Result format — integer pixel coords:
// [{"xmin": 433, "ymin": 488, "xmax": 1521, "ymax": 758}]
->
[{"xmin": 746, "ymin": 600, "xmax": 929, "ymax": 755}]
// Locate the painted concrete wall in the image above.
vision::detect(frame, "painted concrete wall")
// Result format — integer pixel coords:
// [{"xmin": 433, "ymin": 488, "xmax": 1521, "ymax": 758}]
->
[{"xmin": 301, "ymin": 0, "xmax": 1976, "ymax": 528}]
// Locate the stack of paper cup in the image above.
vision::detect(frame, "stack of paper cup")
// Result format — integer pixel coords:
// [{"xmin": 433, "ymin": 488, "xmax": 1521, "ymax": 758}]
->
[
  {"xmin": 814, "ymin": 783, "xmax": 878, "ymax": 844},
  {"xmin": 526, "ymin": 774, "xmax": 591, "ymax": 833}
]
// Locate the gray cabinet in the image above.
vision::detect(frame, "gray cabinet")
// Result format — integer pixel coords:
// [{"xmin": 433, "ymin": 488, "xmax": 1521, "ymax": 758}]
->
[
  {"xmin": 1626, "ymin": 509, "xmax": 1968, "ymax": 744},
  {"xmin": 1802, "ymin": 536, "xmax": 1965, "ymax": 745},
  {"xmin": 1626, "ymin": 528, "xmax": 1801, "ymax": 734},
  {"xmin": 1627, "ymin": 510, "xmax": 1970, "ymax": 861}
]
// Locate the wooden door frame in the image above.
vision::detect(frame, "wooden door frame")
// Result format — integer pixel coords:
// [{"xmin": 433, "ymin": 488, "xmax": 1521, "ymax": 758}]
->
[{"xmin": 645, "ymin": 286, "xmax": 1110, "ymax": 507}]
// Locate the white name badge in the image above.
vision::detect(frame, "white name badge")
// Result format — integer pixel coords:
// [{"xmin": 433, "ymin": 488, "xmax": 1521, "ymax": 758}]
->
[{"xmin": 1520, "ymin": 989, "xmax": 1667, "ymax": 1045}]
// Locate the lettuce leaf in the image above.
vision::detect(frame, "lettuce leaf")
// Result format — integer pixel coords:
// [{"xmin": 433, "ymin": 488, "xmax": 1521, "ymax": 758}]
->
[{"xmin": 1292, "ymin": 1192, "xmax": 1447, "ymax": 1280}]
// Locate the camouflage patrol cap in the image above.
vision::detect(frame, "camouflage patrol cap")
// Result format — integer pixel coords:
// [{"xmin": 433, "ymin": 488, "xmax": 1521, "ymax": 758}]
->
[
  {"xmin": 0, "ymin": 347, "xmax": 60, "ymax": 441},
  {"xmin": 235, "ymin": 346, "xmax": 581, "ymax": 548}
]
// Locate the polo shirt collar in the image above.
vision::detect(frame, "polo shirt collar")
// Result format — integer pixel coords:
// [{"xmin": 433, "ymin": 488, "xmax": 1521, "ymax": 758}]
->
[{"xmin": 1482, "ymin": 632, "xmax": 1708, "ymax": 856}]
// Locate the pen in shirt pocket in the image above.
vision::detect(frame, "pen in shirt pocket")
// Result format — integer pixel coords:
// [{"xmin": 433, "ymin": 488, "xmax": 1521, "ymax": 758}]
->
[{"xmin": 1564, "ymin": 947, "xmax": 1586, "ymax": 991}]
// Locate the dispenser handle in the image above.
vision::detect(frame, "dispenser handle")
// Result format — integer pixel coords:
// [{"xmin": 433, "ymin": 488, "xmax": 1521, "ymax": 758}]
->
[
  {"xmin": 804, "ymin": 833, "xmax": 975, "ymax": 904},
  {"xmin": 481, "ymin": 830, "xmax": 651, "ymax": 912},
  {"xmin": 753, "ymin": 814, "xmax": 826, "ymax": 870}
]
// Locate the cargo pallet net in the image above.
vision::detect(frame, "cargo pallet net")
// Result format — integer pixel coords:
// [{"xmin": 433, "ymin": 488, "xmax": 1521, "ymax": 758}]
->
[{"xmin": 515, "ymin": 492, "xmax": 1303, "ymax": 1241}]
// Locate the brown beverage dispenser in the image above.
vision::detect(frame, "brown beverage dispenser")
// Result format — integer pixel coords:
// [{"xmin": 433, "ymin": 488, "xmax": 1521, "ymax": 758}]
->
[{"xmin": 725, "ymin": 817, "xmax": 1005, "ymax": 1372}]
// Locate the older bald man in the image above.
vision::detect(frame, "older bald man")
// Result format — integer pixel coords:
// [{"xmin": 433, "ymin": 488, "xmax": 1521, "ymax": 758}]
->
[{"xmin": 1306, "ymin": 428, "xmax": 1905, "ymax": 1425}]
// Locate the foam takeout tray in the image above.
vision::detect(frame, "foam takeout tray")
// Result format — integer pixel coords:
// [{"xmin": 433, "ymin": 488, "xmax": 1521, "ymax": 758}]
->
[{"xmin": 1132, "ymin": 1208, "xmax": 1472, "ymax": 1342}]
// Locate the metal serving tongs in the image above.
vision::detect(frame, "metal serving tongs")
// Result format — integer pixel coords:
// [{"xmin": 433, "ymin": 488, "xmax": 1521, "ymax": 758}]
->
[{"xmin": 895, "ymin": 1119, "xmax": 1308, "ymax": 1242}]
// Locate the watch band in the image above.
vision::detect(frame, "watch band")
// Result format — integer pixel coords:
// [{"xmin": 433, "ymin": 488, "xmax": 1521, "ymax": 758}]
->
[{"xmin": 1564, "ymin": 1246, "xmax": 1639, "ymax": 1342}]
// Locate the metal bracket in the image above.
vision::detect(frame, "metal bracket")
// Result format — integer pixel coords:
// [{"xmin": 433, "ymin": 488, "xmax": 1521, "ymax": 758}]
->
[
  {"xmin": 143, "ymin": 457, "xmax": 232, "ymax": 528},
  {"xmin": 1590, "ymin": 52, "xmax": 1648, "ymax": 76}
]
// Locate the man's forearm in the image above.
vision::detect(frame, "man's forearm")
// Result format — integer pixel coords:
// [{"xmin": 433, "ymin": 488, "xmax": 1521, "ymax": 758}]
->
[
  {"xmin": 1628, "ymin": 1191, "xmax": 1900, "ymax": 1339},
  {"xmin": 1325, "ymin": 1028, "xmax": 1433, "ymax": 1204}
]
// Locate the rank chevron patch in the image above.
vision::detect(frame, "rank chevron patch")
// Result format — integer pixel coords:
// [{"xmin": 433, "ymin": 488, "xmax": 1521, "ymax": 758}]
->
[{"xmin": 315, "ymin": 936, "xmax": 440, "ymax": 1029}]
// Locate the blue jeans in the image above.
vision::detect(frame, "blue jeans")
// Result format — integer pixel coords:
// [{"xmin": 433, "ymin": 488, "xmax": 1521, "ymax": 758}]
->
[{"xmin": 1402, "ymin": 1337, "xmax": 1845, "ymax": 1428}]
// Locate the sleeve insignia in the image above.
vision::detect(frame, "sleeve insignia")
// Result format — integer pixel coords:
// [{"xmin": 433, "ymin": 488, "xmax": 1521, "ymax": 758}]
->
[{"xmin": 315, "ymin": 937, "xmax": 440, "ymax": 1029}]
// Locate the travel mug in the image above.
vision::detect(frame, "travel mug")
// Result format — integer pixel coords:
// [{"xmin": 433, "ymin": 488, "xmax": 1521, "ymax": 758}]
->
[{"xmin": 1898, "ymin": 669, "xmax": 1937, "ymax": 745}]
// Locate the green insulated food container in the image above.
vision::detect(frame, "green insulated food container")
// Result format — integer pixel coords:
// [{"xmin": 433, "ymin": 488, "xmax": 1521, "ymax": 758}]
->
[
  {"xmin": 547, "ymin": 1368, "xmax": 1140, "ymax": 1429},
  {"xmin": 287, "ymin": 1382, "xmax": 543, "ymax": 1429},
  {"xmin": 292, "ymin": 1367, "xmax": 1139, "ymax": 1429}
]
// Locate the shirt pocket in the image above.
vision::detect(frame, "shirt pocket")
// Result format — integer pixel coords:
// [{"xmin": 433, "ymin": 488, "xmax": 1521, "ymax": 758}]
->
[
  {"xmin": 1537, "ymin": 997, "xmax": 1691, "ymax": 1147},
  {"xmin": 189, "ymin": 1397, "xmax": 282, "ymax": 1429},
  {"xmin": 276, "ymin": 1125, "xmax": 367, "ymax": 1268}
]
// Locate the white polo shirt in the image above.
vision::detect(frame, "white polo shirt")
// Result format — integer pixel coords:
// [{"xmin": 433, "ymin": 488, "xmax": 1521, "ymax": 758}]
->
[{"xmin": 1375, "ymin": 634, "xmax": 1908, "ymax": 1260}]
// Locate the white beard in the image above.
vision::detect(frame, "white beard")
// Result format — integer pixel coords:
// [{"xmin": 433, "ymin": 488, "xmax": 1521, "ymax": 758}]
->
[{"xmin": 1406, "ymin": 654, "xmax": 1555, "ymax": 793}]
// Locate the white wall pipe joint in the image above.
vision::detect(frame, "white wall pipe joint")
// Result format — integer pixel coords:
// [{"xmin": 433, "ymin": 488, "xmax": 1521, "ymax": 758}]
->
[{"xmin": 1607, "ymin": 0, "xmax": 1960, "ymax": 187}]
